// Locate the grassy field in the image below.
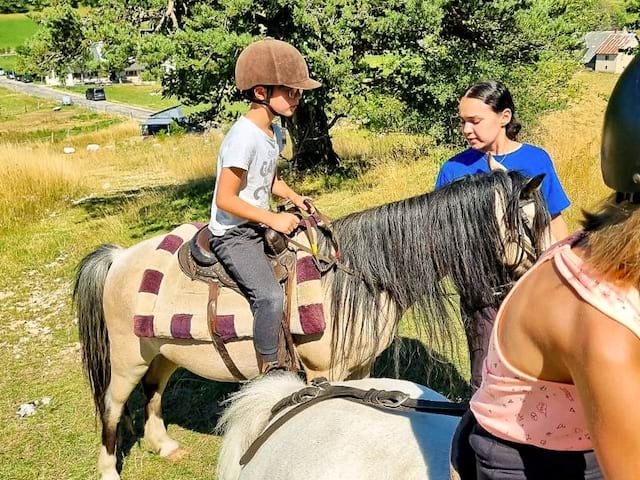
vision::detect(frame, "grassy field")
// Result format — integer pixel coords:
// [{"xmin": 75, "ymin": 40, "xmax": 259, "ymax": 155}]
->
[
  {"xmin": 0, "ymin": 13, "xmax": 39, "ymax": 51},
  {"xmin": 0, "ymin": 70, "xmax": 619, "ymax": 479},
  {"xmin": 0, "ymin": 54, "xmax": 17, "ymax": 71},
  {"xmin": 0, "ymin": 13, "xmax": 38, "ymax": 72},
  {"xmin": 56, "ymin": 84, "xmax": 175, "ymax": 112},
  {"xmin": 55, "ymin": 84, "xmax": 212, "ymax": 115},
  {"xmin": 0, "ymin": 88, "xmax": 122, "ymax": 145}
]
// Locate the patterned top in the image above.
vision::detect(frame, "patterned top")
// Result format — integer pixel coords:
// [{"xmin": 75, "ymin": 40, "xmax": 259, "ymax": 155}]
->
[{"xmin": 470, "ymin": 232, "xmax": 640, "ymax": 451}]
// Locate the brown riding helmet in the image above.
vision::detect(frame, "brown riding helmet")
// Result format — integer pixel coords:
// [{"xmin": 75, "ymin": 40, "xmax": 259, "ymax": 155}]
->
[{"xmin": 235, "ymin": 38, "xmax": 321, "ymax": 92}]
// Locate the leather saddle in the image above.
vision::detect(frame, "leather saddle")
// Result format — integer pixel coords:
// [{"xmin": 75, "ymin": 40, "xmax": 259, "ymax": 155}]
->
[{"xmin": 177, "ymin": 225, "xmax": 296, "ymax": 293}]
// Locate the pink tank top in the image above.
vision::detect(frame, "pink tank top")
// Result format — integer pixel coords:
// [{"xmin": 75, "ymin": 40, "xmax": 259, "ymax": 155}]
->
[{"xmin": 470, "ymin": 232, "xmax": 640, "ymax": 451}]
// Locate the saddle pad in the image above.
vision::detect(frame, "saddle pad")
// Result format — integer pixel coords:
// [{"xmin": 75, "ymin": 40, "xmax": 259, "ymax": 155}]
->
[{"xmin": 132, "ymin": 223, "xmax": 326, "ymax": 342}]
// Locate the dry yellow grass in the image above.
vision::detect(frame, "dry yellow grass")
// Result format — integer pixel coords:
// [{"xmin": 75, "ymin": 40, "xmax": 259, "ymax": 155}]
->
[
  {"xmin": 530, "ymin": 71, "xmax": 619, "ymax": 230},
  {"xmin": 0, "ymin": 121, "xmax": 226, "ymax": 229},
  {"xmin": 0, "ymin": 70, "xmax": 622, "ymax": 234},
  {"xmin": 0, "ymin": 143, "xmax": 86, "ymax": 229},
  {"xmin": 46, "ymin": 121, "xmax": 222, "ymax": 188}
]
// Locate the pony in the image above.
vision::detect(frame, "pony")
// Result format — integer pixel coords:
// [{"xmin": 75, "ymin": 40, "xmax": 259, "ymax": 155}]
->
[
  {"xmin": 215, "ymin": 373, "xmax": 460, "ymax": 480},
  {"xmin": 73, "ymin": 169, "xmax": 550, "ymax": 479}
]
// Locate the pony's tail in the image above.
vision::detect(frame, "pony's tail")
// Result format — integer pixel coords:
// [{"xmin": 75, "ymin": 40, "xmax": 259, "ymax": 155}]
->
[
  {"xmin": 73, "ymin": 244, "xmax": 122, "ymax": 422},
  {"xmin": 215, "ymin": 373, "xmax": 306, "ymax": 480}
]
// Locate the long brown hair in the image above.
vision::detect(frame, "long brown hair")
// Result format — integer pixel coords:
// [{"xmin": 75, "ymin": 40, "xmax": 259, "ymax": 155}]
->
[{"xmin": 581, "ymin": 196, "xmax": 640, "ymax": 288}]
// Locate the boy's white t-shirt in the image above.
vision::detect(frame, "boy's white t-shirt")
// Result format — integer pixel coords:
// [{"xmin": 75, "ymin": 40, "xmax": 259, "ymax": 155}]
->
[{"xmin": 209, "ymin": 116, "xmax": 285, "ymax": 236}]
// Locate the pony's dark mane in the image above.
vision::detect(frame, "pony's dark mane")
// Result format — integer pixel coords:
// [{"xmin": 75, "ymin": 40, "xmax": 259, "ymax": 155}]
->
[{"xmin": 322, "ymin": 170, "xmax": 549, "ymax": 372}]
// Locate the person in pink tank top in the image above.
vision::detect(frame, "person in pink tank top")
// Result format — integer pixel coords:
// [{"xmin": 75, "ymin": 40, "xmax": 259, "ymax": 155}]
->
[{"xmin": 451, "ymin": 57, "xmax": 640, "ymax": 480}]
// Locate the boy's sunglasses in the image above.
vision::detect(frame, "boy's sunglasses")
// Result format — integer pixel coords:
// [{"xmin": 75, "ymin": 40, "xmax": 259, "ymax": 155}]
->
[{"xmin": 282, "ymin": 87, "xmax": 303, "ymax": 99}]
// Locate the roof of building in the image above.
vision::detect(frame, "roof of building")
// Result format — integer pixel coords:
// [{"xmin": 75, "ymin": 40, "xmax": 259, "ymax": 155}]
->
[
  {"xmin": 125, "ymin": 62, "xmax": 146, "ymax": 72},
  {"xmin": 596, "ymin": 32, "xmax": 637, "ymax": 54},
  {"xmin": 142, "ymin": 105, "xmax": 185, "ymax": 125},
  {"xmin": 583, "ymin": 31, "xmax": 638, "ymax": 63},
  {"xmin": 150, "ymin": 105, "xmax": 184, "ymax": 117}
]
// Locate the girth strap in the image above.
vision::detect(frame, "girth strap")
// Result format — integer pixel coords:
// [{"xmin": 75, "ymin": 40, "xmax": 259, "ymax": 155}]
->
[
  {"xmin": 239, "ymin": 377, "xmax": 468, "ymax": 466},
  {"xmin": 207, "ymin": 281, "xmax": 247, "ymax": 381}
]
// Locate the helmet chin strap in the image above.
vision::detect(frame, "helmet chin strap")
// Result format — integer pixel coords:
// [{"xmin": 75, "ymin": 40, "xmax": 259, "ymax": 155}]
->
[{"xmin": 247, "ymin": 86, "xmax": 280, "ymax": 117}]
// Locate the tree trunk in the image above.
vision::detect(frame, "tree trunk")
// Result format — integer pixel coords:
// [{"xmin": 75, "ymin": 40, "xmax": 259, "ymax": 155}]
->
[{"xmin": 284, "ymin": 100, "xmax": 341, "ymax": 172}]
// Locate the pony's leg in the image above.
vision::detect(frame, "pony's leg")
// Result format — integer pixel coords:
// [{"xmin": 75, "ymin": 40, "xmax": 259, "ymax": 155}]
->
[
  {"xmin": 141, "ymin": 355, "xmax": 184, "ymax": 459},
  {"xmin": 98, "ymin": 365, "xmax": 148, "ymax": 480}
]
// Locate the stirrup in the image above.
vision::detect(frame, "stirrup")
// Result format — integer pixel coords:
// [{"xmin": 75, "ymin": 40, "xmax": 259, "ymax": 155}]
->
[{"xmin": 260, "ymin": 361, "xmax": 288, "ymax": 376}]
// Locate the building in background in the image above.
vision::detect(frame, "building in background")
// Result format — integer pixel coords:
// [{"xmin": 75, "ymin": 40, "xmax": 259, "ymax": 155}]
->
[{"xmin": 583, "ymin": 31, "xmax": 639, "ymax": 73}]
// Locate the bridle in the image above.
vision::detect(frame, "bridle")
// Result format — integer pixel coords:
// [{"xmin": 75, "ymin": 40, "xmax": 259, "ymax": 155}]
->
[{"xmin": 504, "ymin": 197, "xmax": 540, "ymax": 276}]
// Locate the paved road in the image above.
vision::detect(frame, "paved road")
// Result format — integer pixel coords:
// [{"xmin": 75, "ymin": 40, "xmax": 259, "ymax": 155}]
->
[{"xmin": 0, "ymin": 77, "xmax": 153, "ymax": 122}]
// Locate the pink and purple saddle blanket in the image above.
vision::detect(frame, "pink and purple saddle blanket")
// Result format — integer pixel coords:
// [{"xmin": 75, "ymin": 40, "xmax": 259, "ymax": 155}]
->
[{"xmin": 132, "ymin": 223, "xmax": 326, "ymax": 342}]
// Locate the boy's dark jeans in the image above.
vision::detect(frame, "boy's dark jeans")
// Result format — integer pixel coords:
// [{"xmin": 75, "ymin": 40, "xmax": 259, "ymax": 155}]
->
[{"xmin": 210, "ymin": 224, "xmax": 283, "ymax": 362}]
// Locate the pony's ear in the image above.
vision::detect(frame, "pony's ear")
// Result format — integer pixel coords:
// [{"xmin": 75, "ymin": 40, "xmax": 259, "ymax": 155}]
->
[
  {"xmin": 521, "ymin": 174, "xmax": 545, "ymax": 199},
  {"xmin": 488, "ymin": 152, "xmax": 507, "ymax": 172}
]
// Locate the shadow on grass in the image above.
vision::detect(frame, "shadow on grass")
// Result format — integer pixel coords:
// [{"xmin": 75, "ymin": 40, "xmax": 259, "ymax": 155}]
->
[
  {"xmin": 373, "ymin": 336, "xmax": 471, "ymax": 401},
  {"xmin": 117, "ymin": 369, "xmax": 239, "ymax": 471},
  {"xmin": 73, "ymin": 176, "xmax": 214, "ymax": 238},
  {"xmin": 113, "ymin": 336, "xmax": 469, "ymax": 471}
]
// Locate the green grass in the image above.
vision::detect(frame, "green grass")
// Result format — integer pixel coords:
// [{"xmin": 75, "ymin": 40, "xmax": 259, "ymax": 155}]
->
[
  {"xmin": 0, "ymin": 87, "xmax": 123, "ymax": 144},
  {"xmin": 0, "ymin": 54, "xmax": 17, "ymax": 71},
  {"xmin": 0, "ymin": 13, "xmax": 39, "ymax": 50},
  {"xmin": 56, "ymin": 84, "xmax": 170, "ymax": 111},
  {"xmin": 55, "ymin": 84, "xmax": 211, "ymax": 114}
]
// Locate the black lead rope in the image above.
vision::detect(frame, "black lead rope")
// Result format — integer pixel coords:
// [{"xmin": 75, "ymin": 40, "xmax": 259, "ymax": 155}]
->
[{"xmin": 239, "ymin": 377, "xmax": 469, "ymax": 466}]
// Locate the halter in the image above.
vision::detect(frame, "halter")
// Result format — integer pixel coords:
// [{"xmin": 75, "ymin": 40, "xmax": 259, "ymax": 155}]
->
[{"xmin": 487, "ymin": 196, "xmax": 542, "ymax": 302}]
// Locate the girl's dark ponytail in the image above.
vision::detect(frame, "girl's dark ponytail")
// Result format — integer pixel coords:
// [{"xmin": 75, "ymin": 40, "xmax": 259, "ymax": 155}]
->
[{"xmin": 505, "ymin": 115, "xmax": 521, "ymax": 141}]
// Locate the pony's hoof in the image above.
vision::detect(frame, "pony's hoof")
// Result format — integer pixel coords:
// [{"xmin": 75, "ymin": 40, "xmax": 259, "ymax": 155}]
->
[{"xmin": 163, "ymin": 446, "xmax": 187, "ymax": 461}]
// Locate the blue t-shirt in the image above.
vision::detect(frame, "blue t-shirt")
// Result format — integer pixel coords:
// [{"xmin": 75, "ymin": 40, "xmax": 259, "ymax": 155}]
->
[{"xmin": 434, "ymin": 144, "xmax": 570, "ymax": 216}]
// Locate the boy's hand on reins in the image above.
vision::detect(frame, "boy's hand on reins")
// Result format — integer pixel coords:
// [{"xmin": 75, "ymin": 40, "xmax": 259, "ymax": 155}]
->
[
  {"xmin": 290, "ymin": 194, "xmax": 315, "ymax": 214},
  {"xmin": 268, "ymin": 212, "xmax": 300, "ymax": 235}
]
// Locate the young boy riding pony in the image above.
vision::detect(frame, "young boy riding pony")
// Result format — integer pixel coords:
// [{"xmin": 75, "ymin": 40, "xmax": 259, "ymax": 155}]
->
[{"xmin": 209, "ymin": 38, "xmax": 321, "ymax": 375}]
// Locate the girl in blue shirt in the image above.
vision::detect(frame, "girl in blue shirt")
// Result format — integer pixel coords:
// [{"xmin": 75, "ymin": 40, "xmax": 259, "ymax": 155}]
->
[
  {"xmin": 435, "ymin": 81, "xmax": 571, "ymax": 392},
  {"xmin": 435, "ymin": 81, "xmax": 570, "ymax": 241}
]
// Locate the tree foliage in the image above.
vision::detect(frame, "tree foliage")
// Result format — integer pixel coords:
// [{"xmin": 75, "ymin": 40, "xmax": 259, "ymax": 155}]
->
[
  {"xmin": 17, "ymin": 3, "xmax": 89, "ymax": 77},
  {"xmin": 18, "ymin": 0, "xmax": 632, "ymax": 170}
]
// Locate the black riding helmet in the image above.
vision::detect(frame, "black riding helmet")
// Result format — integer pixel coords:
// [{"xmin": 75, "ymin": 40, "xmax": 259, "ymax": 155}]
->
[{"xmin": 601, "ymin": 54, "xmax": 640, "ymax": 201}]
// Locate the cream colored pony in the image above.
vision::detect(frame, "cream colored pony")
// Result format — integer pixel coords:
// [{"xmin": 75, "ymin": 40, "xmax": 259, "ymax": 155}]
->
[{"xmin": 73, "ymin": 169, "xmax": 550, "ymax": 479}]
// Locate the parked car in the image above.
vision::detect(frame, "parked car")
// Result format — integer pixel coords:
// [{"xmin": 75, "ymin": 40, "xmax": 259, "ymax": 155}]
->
[
  {"xmin": 0, "ymin": 68, "xmax": 5, "ymax": 76},
  {"xmin": 85, "ymin": 87, "xmax": 106, "ymax": 101},
  {"xmin": 21, "ymin": 74, "xmax": 33, "ymax": 83},
  {"xmin": 7, "ymin": 70, "xmax": 15, "ymax": 79}
]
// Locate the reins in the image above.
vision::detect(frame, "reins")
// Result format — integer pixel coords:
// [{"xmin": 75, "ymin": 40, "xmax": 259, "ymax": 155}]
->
[
  {"xmin": 284, "ymin": 200, "xmax": 363, "ymax": 278},
  {"xmin": 238, "ymin": 376, "xmax": 469, "ymax": 466}
]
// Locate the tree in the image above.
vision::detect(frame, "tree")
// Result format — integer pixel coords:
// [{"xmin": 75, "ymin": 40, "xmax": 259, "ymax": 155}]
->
[
  {"xmin": 17, "ymin": 3, "xmax": 89, "ymax": 77},
  {"xmin": 622, "ymin": 0, "xmax": 640, "ymax": 29},
  {"xmin": 31, "ymin": 0, "xmax": 613, "ymax": 170}
]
